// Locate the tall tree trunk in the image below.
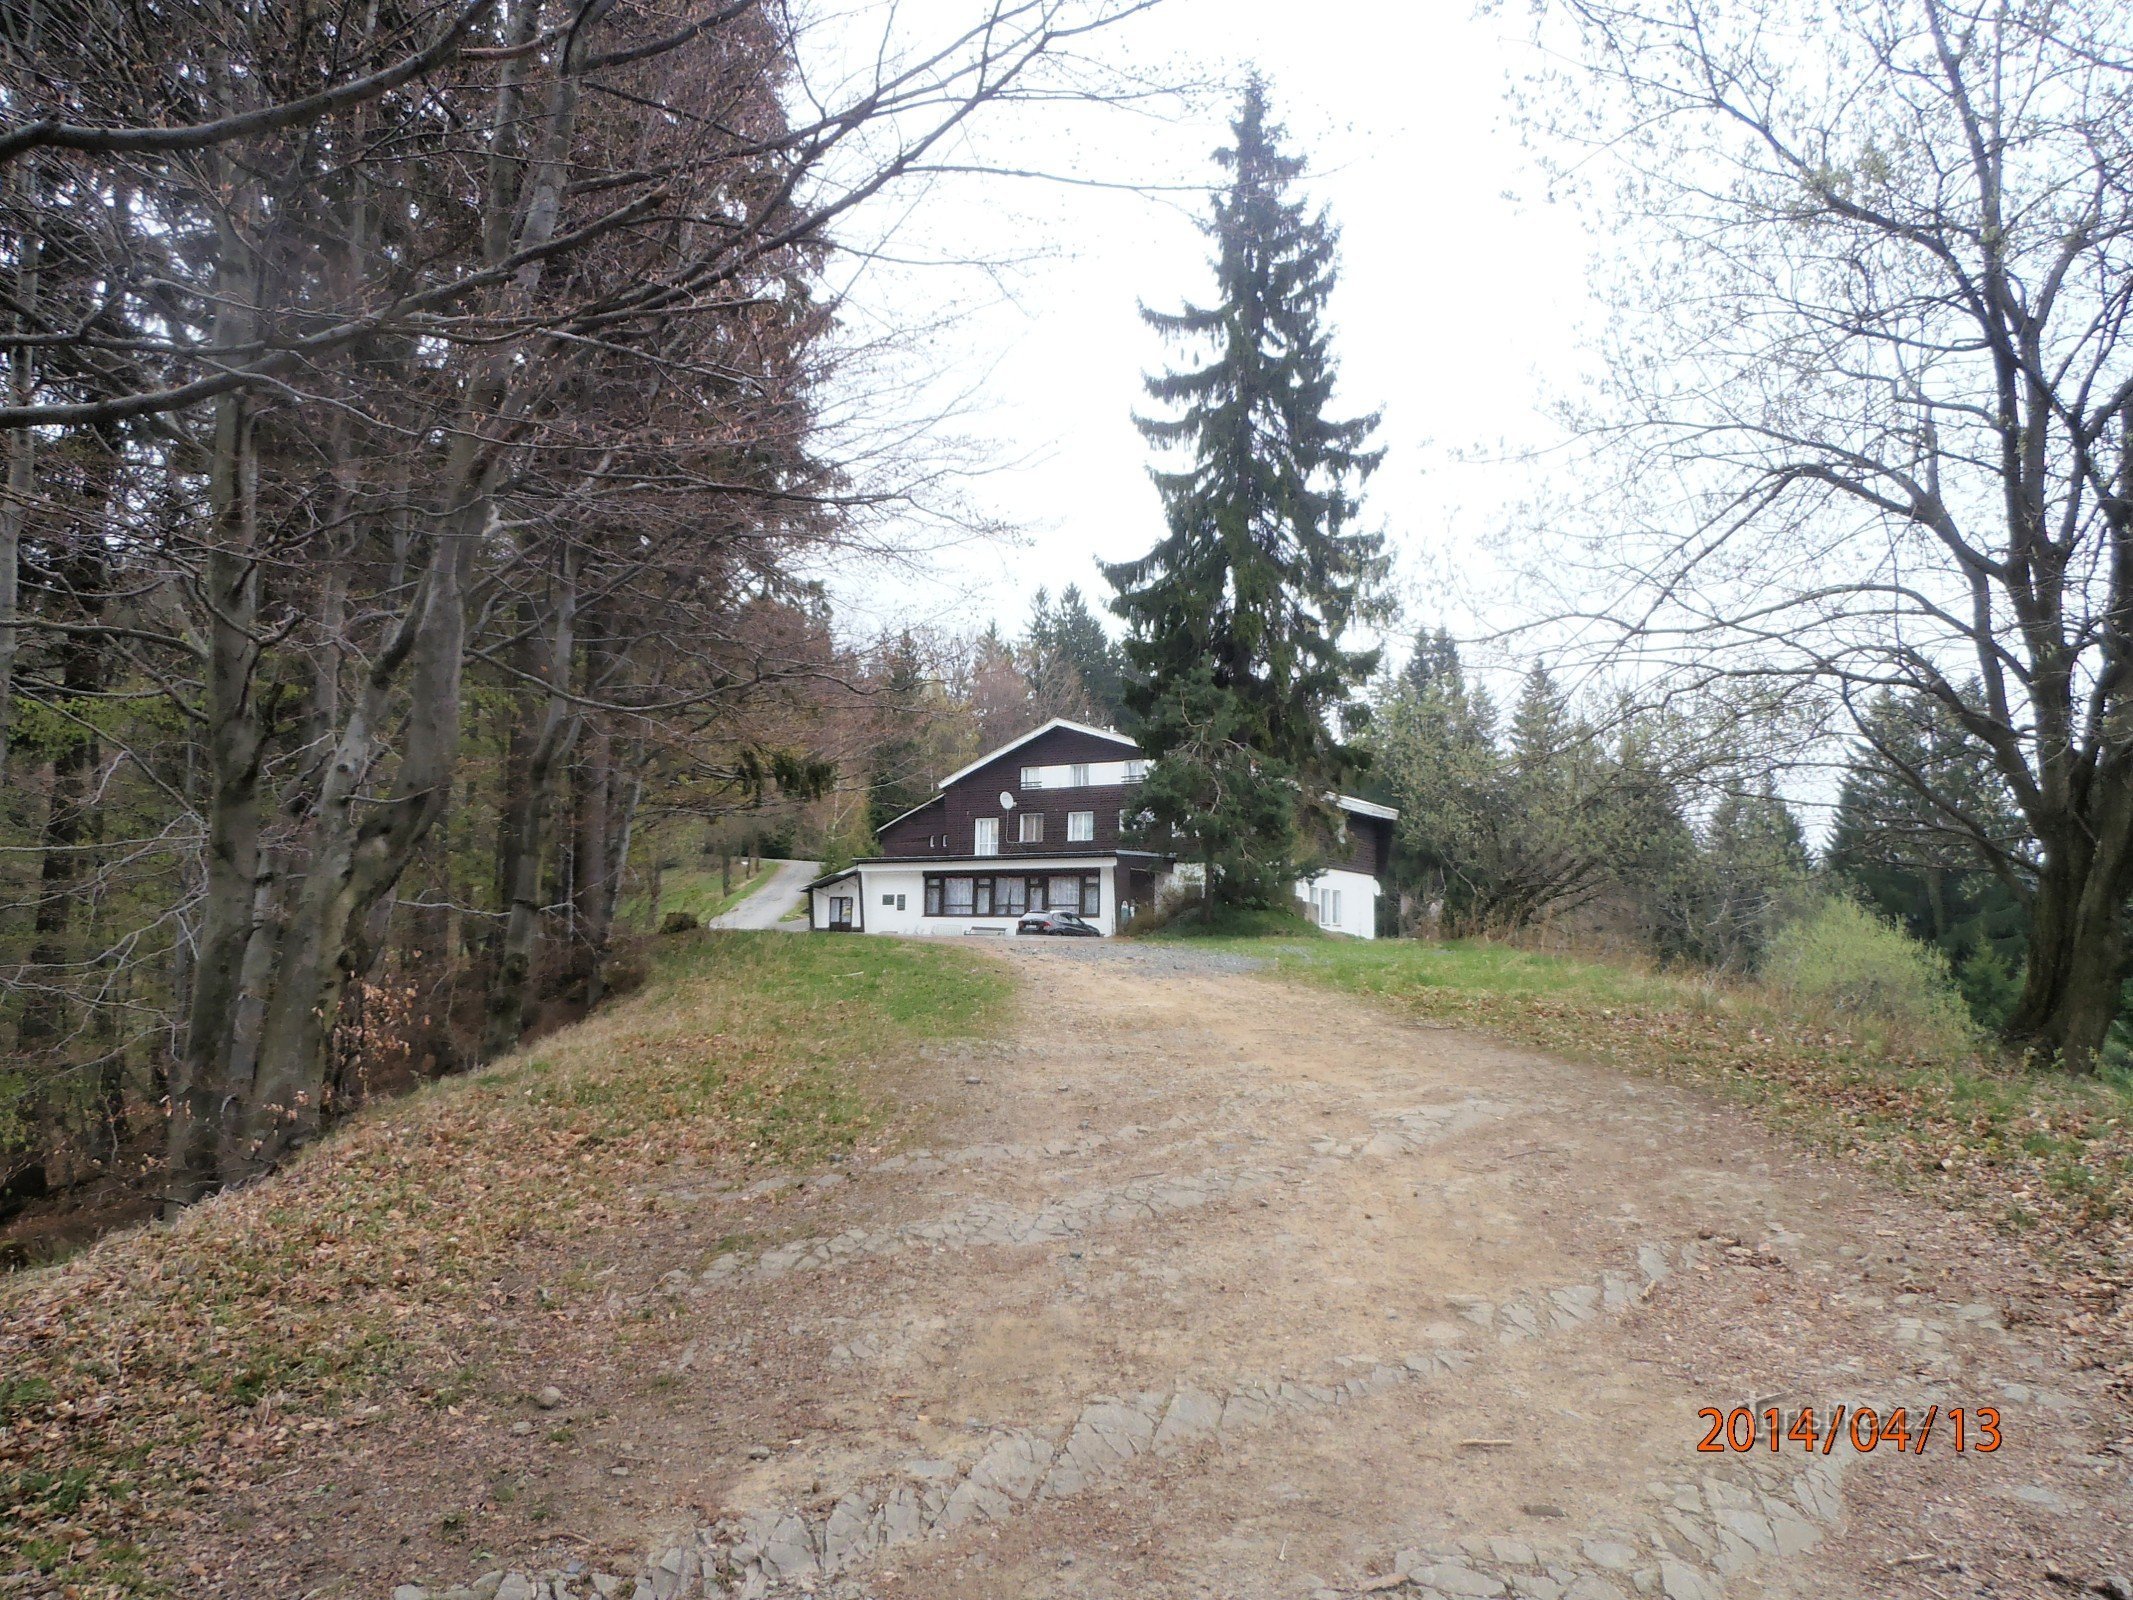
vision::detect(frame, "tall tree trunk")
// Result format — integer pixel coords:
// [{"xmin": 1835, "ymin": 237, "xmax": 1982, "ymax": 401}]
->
[
  {"xmin": 0, "ymin": 156, "xmax": 36, "ymax": 786},
  {"xmin": 166, "ymin": 208, "xmax": 262, "ymax": 1205},
  {"xmin": 17, "ymin": 542, "xmax": 106, "ymax": 1048},
  {"xmin": 238, "ymin": 484, "xmax": 478, "ymax": 1179},
  {"xmin": 484, "ymin": 570, "xmax": 577, "ymax": 1060},
  {"xmin": 230, "ymin": 1, "xmax": 593, "ymax": 1182},
  {"xmin": 571, "ymin": 712, "xmax": 613, "ymax": 1000},
  {"xmin": 2008, "ymin": 813, "xmax": 2133, "ymax": 1070}
]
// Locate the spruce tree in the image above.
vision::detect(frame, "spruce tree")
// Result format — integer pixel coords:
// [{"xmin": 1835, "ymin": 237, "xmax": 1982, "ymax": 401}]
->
[
  {"xmin": 1049, "ymin": 585, "xmax": 1127, "ymax": 725},
  {"xmin": 1104, "ymin": 74, "xmax": 1385, "ymax": 908}
]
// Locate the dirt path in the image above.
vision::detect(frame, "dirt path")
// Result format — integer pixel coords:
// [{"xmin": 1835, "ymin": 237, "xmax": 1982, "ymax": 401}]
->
[{"xmin": 394, "ymin": 944, "xmax": 2129, "ymax": 1600}]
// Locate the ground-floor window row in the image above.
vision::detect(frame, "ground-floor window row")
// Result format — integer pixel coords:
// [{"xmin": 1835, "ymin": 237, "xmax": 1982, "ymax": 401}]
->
[{"xmin": 923, "ymin": 871, "xmax": 1101, "ymax": 917}]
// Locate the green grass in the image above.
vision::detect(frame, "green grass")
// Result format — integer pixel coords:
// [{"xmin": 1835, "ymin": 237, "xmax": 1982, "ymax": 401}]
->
[
  {"xmin": 620, "ymin": 861, "xmax": 776, "ymax": 928},
  {"xmin": 0, "ymin": 932, "xmax": 1005, "ymax": 1590}
]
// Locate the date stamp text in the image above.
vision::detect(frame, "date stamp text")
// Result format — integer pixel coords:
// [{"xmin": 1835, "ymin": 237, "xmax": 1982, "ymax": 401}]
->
[{"xmin": 1696, "ymin": 1404, "xmax": 2000, "ymax": 1455}]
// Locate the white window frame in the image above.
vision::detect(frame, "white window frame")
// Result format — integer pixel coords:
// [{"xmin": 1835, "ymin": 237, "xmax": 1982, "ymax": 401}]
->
[
  {"xmin": 1020, "ymin": 765, "xmax": 1046, "ymax": 789},
  {"xmin": 1067, "ymin": 810, "xmax": 1095, "ymax": 842},
  {"xmin": 1018, "ymin": 812, "xmax": 1045, "ymax": 844},
  {"xmin": 974, "ymin": 816, "xmax": 1000, "ymax": 856}
]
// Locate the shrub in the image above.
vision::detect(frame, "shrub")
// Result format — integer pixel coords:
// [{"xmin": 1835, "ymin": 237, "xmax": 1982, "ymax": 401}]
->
[
  {"xmin": 1761, "ymin": 897, "xmax": 1978, "ymax": 1060},
  {"xmin": 1125, "ymin": 896, "xmax": 1323, "ymax": 940}
]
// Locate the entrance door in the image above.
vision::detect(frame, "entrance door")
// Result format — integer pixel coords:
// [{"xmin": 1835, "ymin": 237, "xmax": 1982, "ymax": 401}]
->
[
  {"xmin": 829, "ymin": 896, "xmax": 854, "ymax": 930},
  {"xmin": 974, "ymin": 817, "xmax": 1000, "ymax": 856}
]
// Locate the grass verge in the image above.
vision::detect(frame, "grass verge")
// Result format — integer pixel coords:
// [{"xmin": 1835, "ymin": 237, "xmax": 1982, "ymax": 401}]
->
[
  {"xmin": 622, "ymin": 862, "xmax": 777, "ymax": 928},
  {"xmin": 0, "ymin": 932, "xmax": 1005, "ymax": 1595},
  {"xmin": 1195, "ymin": 935, "xmax": 2132, "ymax": 1380}
]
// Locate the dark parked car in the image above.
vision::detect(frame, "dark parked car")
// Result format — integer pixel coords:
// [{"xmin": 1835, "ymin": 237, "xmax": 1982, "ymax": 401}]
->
[{"xmin": 1016, "ymin": 909, "xmax": 1101, "ymax": 937}]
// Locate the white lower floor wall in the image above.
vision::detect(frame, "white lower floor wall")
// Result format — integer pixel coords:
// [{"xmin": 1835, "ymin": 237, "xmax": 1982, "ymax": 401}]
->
[
  {"xmin": 811, "ymin": 858, "xmax": 1123, "ymax": 936},
  {"xmin": 1299, "ymin": 868, "xmax": 1379, "ymax": 939},
  {"xmin": 815, "ymin": 858, "xmax": 1381, "ymax": 939}
]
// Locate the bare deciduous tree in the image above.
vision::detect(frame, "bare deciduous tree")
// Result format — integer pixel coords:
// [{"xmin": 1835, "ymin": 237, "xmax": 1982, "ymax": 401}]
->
[{"xmin": 1525, "ymin": 0, "xmax": 2133, "ymax": 1067}]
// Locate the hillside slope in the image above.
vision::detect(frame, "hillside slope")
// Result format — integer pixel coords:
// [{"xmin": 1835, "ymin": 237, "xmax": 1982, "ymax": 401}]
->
[{"xmin": 1, "ymin": 934, "xmax": 1004, "ymax": 1596}]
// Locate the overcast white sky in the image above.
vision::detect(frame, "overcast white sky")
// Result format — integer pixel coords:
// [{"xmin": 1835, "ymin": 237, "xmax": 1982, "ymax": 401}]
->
[{"xmin": 809, "ymin": 0, "xmax": 1600, "ymax": 673}]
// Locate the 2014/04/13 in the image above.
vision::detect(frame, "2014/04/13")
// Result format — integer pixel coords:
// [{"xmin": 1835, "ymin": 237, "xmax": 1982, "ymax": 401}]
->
[{"xmin": 1697, "ymin": 1405, "xmax": 2000, "ymax": 1455}]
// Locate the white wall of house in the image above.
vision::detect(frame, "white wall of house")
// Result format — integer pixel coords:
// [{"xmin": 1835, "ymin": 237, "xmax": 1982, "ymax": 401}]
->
[
  {"xmin": 1300, "ymin": 868, "xmax": 1379, "ymax": 939},
  {"xmin": 840, "ymin": 859, "xmax": 1121, "ymax": 937},
  {"xmin": 856, "ymin": 867, "xmax": 931, "ymax": 935},
  {"xmin": 810, "ymin": 875, "xmax": 862, "ymax": 930},
  {"xmin": 1158, "ymin": 862, "xmax": 1378, "ymax": 939}
]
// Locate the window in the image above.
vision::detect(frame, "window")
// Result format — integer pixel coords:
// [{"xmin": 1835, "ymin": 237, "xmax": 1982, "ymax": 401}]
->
[
  {"xmin": 1043, "ymin": 872, "xmax": 1100, "ymax": 915},
  {"xmin": 974, "ymin": 817, "xmax": 999, "ymax": 856},
  {"xmin": 1331, "ymin": 889, "xmax": 1343, "ymax": 925},
  {"xmin": 924, "ymin": 874, "xmax": 1032, "ymax": 916},
  {"xmin": 881, "ymin": 894, "xmax": 895, "ymax": 906},
  {"xmin": 1018, "ymin": 812, "xmax": 1045, "ymax": 844},
  {"xmin": 1018, "ymin": 758, "xmax": 1141, "ymax": 789},
  {"xmin": 896, "ymin": 894, "xmax": 906, "ymax": 911},
  {"xmin": 1067, "ymin": 810, "xmax": 1094, "ymax": 842}
]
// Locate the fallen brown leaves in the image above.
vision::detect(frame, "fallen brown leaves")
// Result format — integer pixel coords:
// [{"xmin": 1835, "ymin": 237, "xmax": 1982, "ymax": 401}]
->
[{"xmin": 0, "ymin": 933, "xmax": 1002, "ymax": 1596}]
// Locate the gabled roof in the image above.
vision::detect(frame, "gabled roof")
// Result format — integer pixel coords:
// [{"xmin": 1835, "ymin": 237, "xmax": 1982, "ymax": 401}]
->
[
  {"xmin": 872, "ymin": 791, "xmax": 945, "ymax": 836},
  {"xmin": 933, "ymin": 717, "xmax": 1140, "ymax": 793}
]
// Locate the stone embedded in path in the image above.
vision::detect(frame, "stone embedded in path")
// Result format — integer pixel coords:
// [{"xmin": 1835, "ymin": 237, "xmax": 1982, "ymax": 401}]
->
[
  {"xmin": 704, "ymin": 1163, "xmax": 1286, "ymax": 1282},
  {"xmin": 398, "ymin": 1237, "xmax": 1762, "ymax": 1600}
]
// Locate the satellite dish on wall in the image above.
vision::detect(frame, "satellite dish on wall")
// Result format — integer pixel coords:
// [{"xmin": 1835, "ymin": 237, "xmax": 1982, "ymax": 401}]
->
[{"xmin": 999, "ymin": 791, "xmax": 1016, "ymax": 809}]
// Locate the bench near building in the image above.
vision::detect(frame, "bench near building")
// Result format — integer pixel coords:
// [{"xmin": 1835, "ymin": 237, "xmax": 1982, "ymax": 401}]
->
[{"xmin": 805, "ymin": 718, "xmax": 1395, "ymax": 938}]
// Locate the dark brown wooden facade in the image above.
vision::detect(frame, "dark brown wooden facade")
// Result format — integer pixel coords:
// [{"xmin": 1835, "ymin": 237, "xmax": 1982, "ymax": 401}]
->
[
  {"xmin": 875, "ymin": 723, "xmax": 1147, "ymax": 860},
  {"xmin": 1323, "ymin": 807, "xmax": 1394, "ymax": 879}
]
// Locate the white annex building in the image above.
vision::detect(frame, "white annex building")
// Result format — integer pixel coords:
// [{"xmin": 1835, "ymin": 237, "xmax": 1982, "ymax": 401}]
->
[{"xmin": 805, "ymin": 719, "xmax": 1396, "ymax": 939}]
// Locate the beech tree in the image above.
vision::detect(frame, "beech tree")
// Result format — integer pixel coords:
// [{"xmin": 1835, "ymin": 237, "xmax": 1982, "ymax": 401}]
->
[
  {"xmin": 1530, "ymin": 0, "xmax": 2133, "ymax": 1067},
  {"xmin": 0, "ymin": 0, "xmax": 1172, "ymax": 1211}
]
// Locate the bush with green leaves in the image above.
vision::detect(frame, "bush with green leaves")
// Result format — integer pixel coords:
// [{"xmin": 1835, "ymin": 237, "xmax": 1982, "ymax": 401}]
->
[{"xmin": 1762, "ymin": 898, "xmax": 1978, "ymax": 1060}]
